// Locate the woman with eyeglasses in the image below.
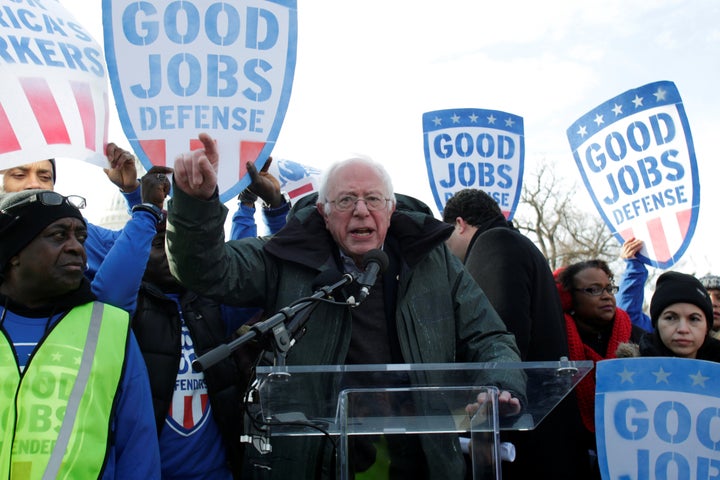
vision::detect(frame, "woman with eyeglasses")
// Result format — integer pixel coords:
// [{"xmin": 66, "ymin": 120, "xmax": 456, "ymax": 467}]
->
[{"xmin": 554, "ymin": 259, "xmax": 645, "ymax": 477}]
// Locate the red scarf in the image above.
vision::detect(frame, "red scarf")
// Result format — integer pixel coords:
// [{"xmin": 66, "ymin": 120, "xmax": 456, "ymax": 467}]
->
[{"xmin": 564, "ymin": 308, "xmax": 632, "ymax": 432}]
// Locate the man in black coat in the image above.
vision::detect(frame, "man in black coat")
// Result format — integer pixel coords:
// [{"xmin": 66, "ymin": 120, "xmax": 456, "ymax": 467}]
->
[{"xmin": 443, "ymin": 188, "xmax": 595, "ymax": 479}]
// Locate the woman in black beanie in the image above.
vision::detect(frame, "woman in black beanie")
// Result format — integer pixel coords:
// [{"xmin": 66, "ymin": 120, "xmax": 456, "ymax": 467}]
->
[{"xmin": 617, "ymin": 271, "xmax": 720, "ymax": 361}]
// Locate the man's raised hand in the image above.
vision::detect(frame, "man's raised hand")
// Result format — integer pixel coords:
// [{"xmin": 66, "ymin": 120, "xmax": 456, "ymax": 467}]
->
[
  {"xmin": 104, "ymin": 142, "xmax": 140, "ymax": 193},
  {"xmin": 173, "ymin": 133, "xmax": 219, "ymax": 200}
]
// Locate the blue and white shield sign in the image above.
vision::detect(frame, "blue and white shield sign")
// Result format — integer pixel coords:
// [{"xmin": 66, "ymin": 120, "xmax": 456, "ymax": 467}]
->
[
  {"xmin": 566, "ymin": 81, "xmax": 700, "ymax": 268},
  {"xmin": 103, "ymin": 0, "xmax": 297, "ymax": 202},
  {"xmin": 423, "ymin": 108, "xmax": 524, "ymax": 220},
  {"xmin": 595, "ymin": 358, "xmax": 720, "ymax": 480}
]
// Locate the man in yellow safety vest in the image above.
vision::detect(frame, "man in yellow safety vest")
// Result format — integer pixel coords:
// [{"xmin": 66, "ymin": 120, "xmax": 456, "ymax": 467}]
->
[{"xmin": 0, "ymin": 189, "xmax": 160, "ymax": 479}]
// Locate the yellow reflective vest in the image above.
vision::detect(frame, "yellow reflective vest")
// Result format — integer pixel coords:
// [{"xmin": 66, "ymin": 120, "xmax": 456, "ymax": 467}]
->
[{"xmin": 0, "ymin": 302, "xmax": 129, "ymax": 480}]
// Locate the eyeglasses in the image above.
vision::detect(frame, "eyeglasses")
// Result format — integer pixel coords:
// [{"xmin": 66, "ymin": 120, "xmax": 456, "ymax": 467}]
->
[
  {"xmin": 574, "ymin": 285, "xmax": 619, "ymax": 296},
  {"xmin": 1, "ymin": 191, "xmax": 86, "ymax": 214},
  {"xmin": 327, "ymin": 195, "xmax": 391, "ymax": 212}
]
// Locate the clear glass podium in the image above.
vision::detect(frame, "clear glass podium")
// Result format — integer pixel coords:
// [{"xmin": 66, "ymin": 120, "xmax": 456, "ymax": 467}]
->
[{"xmin": 251, "ymin": 360, "xmax": 593, "ymax": 479}]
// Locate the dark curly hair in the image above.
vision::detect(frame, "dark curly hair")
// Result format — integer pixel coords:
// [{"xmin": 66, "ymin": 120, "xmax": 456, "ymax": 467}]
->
[{"xmin": 442, "ymin": 188, "xmax": 503, "ymax": 226}]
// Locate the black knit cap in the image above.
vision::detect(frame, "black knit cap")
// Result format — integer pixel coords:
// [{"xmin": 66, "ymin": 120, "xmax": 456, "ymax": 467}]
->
[
  {"xmin": 650, "ymin": 271, "xmax": 714, "ymax": 330},
  {"xmin": 0, "ymin": 189, "xmax": 85, "ymax": 271}
]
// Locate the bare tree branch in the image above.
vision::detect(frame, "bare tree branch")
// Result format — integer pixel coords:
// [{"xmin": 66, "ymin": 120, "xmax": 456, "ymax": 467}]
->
[{"xmin": 514, "ymin": 159, "xmax": 619, "ymax": 270}]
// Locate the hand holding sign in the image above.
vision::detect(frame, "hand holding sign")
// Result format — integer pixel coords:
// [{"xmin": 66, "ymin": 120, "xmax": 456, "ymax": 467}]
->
[
  {"xmin": 620, "ymin": 237, "xmax": 644, "ymax": 260},
  {"xmin": 246, "ymin": 159, "xmax": 284, "ymax": 208},
  {"xmin": 104, "ymin": 142, "xmax": 140, "ymax": 193},
  {"xmin": 173, "ymin": 133, "xmax": 218, "ymax": 200}
]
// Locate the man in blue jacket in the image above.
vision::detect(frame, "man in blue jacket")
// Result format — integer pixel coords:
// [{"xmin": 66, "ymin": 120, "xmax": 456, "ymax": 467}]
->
[{"xmin": 0, "ymin": 189, "xmax": 160, "ymax": 478}]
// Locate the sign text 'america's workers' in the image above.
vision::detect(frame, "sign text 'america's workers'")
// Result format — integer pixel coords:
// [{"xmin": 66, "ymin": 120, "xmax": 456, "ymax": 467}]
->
[
  {"xmin": 103, "ymin": 0, "xmax": 298, "ymax": 202},
  {"xmin": 0, "ymin": 0, "xmax": 109, "ymax": 170},
  {"xmin": 595, "ymin": 358, "xmax": 720, "ymax": 480},
  {"xmin": 423, "ymin": 108, "xmax": 524, "ymax": 220},
  {"xmin": 566, "ymin": 81, "xmax": 700, "ymax": 268}
]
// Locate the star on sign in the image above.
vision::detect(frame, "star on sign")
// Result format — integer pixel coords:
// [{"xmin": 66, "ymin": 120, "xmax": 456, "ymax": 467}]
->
[
  {"xmin": 612, "ymin": 104, "xmax": 623, "ymax": 116},
  {"xmin": 632, "ymin": 95, "xmax": 644, "ymax": 108},
  {"xmin": 469, "ymin": 113, "xmax": 479, "ymax": 123},
  {"xmin": 618, "ymin": 367, "xmax": 635, "ymax": 383},
  {"xmin": 432, "ymin": 116, "xmax": 442, "ymax": 126},
  {"xmin": 451, "ymin": 113, "xmax": 461, "ymax": 124},
  {"xmin": 51, "ymin": 352, "xmax": 62, "ymax": 362},
  {"xmin": 653, "ymin": 87, "xmax": 667, "ymax": 102},
  {"xmin": 577, "ymin": 125, "xmax": 588, "ymax": 137},
  {"xmin": 593, "ymin": 113, "xmax": 604, "ymax": 126},
  {"xmin": 690, "ymin": 370, "xmax": 709, "ymax": 387},
  {"xmin": 652, "ymin": 367, "xmax": 671, "ymax": 384},
  {"xmin": 505, "ymin": 118, "xmax": 515, "ymax": 127},
  {"xmin": 487, "ymin": 114, "xmax": 496, "ymax": 125}
]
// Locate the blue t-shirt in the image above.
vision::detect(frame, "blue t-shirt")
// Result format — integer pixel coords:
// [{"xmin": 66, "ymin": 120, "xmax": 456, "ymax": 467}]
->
[{"xmin": 158, "ymin": 295, "xmax": 232, "ymax": 480}]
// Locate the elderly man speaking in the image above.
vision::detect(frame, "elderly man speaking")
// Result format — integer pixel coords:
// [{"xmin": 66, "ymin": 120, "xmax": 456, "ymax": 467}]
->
[{"xmin": 166, "ymin": 133, "xmax": 524, "ymax": 479}]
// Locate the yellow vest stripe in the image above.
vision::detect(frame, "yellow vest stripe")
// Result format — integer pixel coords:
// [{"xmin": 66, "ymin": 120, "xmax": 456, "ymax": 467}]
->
[
  {"xmin": 43, "ymin": 302, "xmax": 104, "ymax": 480},
  {"xmin": 0, "ymin": 332, "xmax": 20, "ymax": 477}
]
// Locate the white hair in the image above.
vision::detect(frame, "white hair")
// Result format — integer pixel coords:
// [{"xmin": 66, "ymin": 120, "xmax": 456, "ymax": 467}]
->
[{"xmin": 316, "ymin": 155, "xmax": 396, "ymax": 210}]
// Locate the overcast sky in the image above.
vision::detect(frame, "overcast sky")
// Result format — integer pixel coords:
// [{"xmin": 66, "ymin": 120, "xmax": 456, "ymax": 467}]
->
[{"xmin": 56, "ymin": 0, "xmax": 720, "ymax": 275}]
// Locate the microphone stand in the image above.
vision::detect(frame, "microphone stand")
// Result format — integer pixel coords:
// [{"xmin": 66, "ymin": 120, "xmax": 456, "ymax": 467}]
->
[
  {"xmin": 192, "ymin": 273, "xmax": 353, "ymax": 372},
  {"xmin": 192, "ymin": 273, "xmax": 353, "ymax": 459}
]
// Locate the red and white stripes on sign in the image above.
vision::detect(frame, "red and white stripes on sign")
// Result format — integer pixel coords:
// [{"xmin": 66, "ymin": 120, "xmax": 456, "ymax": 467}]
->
[
  {"xmin": 287, "ymin": 181, "xmax": 314, "ymax": 199},
  {"xmin": 139, "ymin": 138, "xmax": 266, "ymax": 181},
  {"xmin": 0, "ymin": 76, "xmax": 105, "ymax": 155},
  {"xmin": 620, "ymin": 208, "xmax": 693, "ymax": 263}
]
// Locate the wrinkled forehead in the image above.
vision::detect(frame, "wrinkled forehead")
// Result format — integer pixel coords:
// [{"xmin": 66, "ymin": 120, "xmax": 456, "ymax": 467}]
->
[{"xmin": 327, "ymin": 162, "xmax": 387, "ymax": 196}]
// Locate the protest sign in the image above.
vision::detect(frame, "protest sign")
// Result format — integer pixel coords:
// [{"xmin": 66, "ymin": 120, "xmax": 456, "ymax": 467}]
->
[
  {"xmin": 0, "ymin": 0, "xmax": 109, "ymax": 170},
  {"xmin": 103, "ymin": 0, "xmax": 297, "ymax": 202},
  {"xmin": 269, "ymin": 158, "xmax": 320, "ymax": 202},
  {"xmin": 423, "ymin": 108, "xmax": 524, "ymax": 220},
  {"xmin": 567, "ymin": 81, "xmax": 700, "ymax": 268},
  {"xmin": 596, "ymin": 357, "xmax": 720, "ymax": 480}
]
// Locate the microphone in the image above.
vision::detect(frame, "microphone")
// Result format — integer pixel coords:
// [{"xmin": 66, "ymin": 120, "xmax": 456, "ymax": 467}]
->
[
  {"xmin": 283, "ymin": 269, "xmax": 353, "ymax": 343},
  {"xmin": 311, "ymin": 269, "xmax": 352, "ymax": 297},
  {"xmin": 356, "ymin": 249, "xmax": 389, "ymax": 303}
]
